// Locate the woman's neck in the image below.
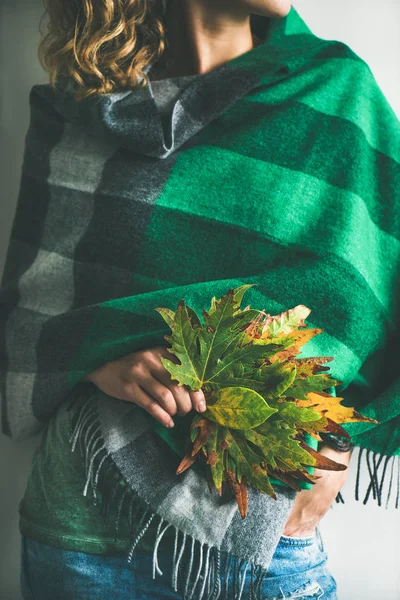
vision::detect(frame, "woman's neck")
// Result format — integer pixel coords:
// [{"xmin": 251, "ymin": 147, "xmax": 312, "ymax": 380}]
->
[{"xmin": 150, "ymin": 0, "xmax": 263, "ymax": 80}]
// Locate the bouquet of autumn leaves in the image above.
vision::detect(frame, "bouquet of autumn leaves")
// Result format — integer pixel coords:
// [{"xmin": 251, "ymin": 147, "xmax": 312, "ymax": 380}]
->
[{"xmin": 154, "ymin": 284, "xmax": 378, "ymax": 518}]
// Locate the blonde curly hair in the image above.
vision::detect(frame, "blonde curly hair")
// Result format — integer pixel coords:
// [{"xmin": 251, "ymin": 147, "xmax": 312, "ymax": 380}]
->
[{"xmin": 38, "ymin": 0, "xmax": 168, "ymax": 101}]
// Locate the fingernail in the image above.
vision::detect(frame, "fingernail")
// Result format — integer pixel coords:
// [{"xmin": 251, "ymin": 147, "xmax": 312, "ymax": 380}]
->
[
  {"xmin": 167, "ymin": 419, "xmax": 175, "ymax": 428},
  {"xmin": 198, "ymin": 401, "xmax": 206, "ymax": 412}
]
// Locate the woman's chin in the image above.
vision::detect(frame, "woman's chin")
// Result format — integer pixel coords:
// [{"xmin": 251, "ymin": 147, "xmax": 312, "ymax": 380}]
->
[{"xmin": 251, "ymin": 1, "xmax": 292, "ymax": 19}]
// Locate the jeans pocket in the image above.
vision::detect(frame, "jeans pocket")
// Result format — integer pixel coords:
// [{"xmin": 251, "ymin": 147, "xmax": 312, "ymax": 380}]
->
[
  {"xmin": 277, "ymin": 529, "xmax": 316, "ymax": 547},
  {"xmin": 262, "ymin": 528, "xmax": 332, "ymax": 600}
]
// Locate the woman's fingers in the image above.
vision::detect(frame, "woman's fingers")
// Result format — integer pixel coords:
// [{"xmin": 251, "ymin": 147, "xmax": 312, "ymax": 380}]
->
[
  {"xmin": 150, "ymin": 347, "xmax": 207, "ymax": 413},
  {"xmin": 151, "ymin": 365, "xmax": 206, "ymax": 415},
  {"xmin": 139, "ymin": 376, "xmax": 178, "ymax": 417},
  {"xmin": 147, "ymin": 369, "xmax": 191, "ymax": 416},
  {"xmin": 125, "ymin": 346, "xmax": 207, "ymax": 417},
  {"xmin": 169, "ymin": 384, "xmax": 193, "ymax": 416},
  {"xmin": 189, "ymin": 389, "xmax": 206, "ymax": 413},
  {"xmin": 126, "ymin": 382, "xmax": 175, "ymax": 428},
  {"xmin": 87, "ymin": 348, "xmax": 206, "ymax": 427}
]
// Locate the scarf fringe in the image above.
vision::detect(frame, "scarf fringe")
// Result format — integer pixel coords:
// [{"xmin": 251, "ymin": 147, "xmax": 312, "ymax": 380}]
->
[
  {"xmin": 68, "ymin": 391, "xmax": 272, "ymax": 599},
  {"xmin": 334, "ymin": 446, "xmax": 400, "ymax": 509},
  {"xmin": 67, "ymin": 390, "xmax": 399, "ymax": 600}
]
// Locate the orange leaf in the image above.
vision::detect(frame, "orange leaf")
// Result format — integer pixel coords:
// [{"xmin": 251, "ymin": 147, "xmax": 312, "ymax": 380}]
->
[
  {"xmin": 191, "ymin": 419, "xmax": 216, "ymax": 456},
  {"xmin": 322, "ymin": 417, "xmax": 352, "ymax": 438},
  {"xmin": 226, "ymin": 470, "xmax": 249, "ymax": 518},
  {"xmin": 296, "ymin": 391, "xmax": 380, "ymax": 426},
  {"xmin": 271, "ymin": 328, "xmax": 323, "ymax": 362},
  {"xmin": 298, "ymin": 441, "xmax": 348, "ymax": 471},
  {"xmin": 176, "ymin": 452, "xmax": 198, "ymax": 475}
]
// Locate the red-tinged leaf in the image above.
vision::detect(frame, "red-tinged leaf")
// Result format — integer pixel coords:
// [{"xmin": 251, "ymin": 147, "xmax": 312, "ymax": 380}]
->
[
  {"xmin": 320, "ymin": 417, "xmax": 352, "ymax": 439},
  {"xmin": 306, "ymin": 431, "xmax": 323, "ymax": 442},
  {"xmin": 298, "ymin": 441, "xmax": 348, "ymax": 471},
  {"xmin": 176, "ymin": 433, "xmax": 200, "ymax": 475},
  {"xmin": 176, "ymin": 452, "xmax": 198, "ymax": 475},
  {"xmin": 268, "ymin": 470, "xmax": 303, "ymax": 492},
  {"xmin": 226, "ymin": 469, "xmax": 249, "ymax": 518},
  {"xmin": 292, "ymin": 357, "xmax": 334, "ymax": 379},
  {"xmin": 206, "ymin": 464, "xmax": 215, "ymax": 493},
  {"xmin": 191, "ymin": 419, "xmax": 216, "ymax": 456},
  {"xmin": 286, "ymin": 468, "xmax": 320, "ymax": 485}
]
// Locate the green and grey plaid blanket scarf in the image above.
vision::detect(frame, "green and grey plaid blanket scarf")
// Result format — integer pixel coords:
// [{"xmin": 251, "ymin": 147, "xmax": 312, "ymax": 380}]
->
[{"xmin": 1, "ymin": 6, "xmax": 400, "ymax": 600}]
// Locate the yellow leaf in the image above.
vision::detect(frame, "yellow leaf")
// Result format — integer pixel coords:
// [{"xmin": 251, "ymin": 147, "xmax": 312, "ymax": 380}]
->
[
  {"xmin": 296, "ymin": 391, "xmax": 379, "ymax": 425},
  {"xmin": 270, "ymin": 327, "xmax": 323, "ymax": 362}
]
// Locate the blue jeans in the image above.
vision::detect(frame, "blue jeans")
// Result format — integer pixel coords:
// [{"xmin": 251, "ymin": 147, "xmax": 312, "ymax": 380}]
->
[{"xmin": 20, "ymin": 527, "xmax": 338, "ymax": 599}]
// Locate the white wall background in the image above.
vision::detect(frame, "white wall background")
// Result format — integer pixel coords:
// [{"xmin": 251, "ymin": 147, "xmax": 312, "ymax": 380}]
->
[{"xmin": 0, "ymin": 1, "xmax": 399, "ymax": 598}]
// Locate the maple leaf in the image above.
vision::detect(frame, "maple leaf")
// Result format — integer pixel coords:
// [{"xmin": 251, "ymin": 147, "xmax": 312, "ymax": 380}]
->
[
  {"xmin": 296, "ymin": 391, "xmax": 379, "ymax": 427},
  {"xmin": 223, "ymin": 430, "xmax": 276, "ymax": 516},
  {"xmin": 288, "ymin": 373, "xmax": 340, "ymax": 400},
  {"xmin": 203, "ymin": 386, "xmax": 277, "ymax": 429},
  {"xmin": 267, "ymin": 398, "xmax": 327, "ymax": 436},
  {"xmin": 243, "ymin": 304, "xmax": 311, "ymax": 340},
  {"xmin": 209, "ymin": 358, "xmax": 297, "ymax": 398},
  {"xmin": 204, "ymin": 422, "xmax": 226, "ymax": 494},
  {"xmin": 294, "ymin": 356, "xmax": 334, "ymax": 374},
  {"xmin": 156, "ymin": 284, "xmax": 379, "ymax": 517},
  {"xmin": 243, "ymin": 419, "xmax": 315, "ymax": 473},
  {"xmin": 155, "ymin": 287, "xmax": 265, "ymax": 390},
  {"xmin": 271, "ymin": 328, "xmax": 324, "ymax": 362}
]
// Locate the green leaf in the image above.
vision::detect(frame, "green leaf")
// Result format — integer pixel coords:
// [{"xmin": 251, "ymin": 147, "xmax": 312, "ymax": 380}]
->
[
  {"xmin": 199, "ymin": 288, "xmax": 256, "ymax": 381},
  {"xmin": 203, "ymin": 386, "xmax": 277, "ymax": 429},
  {"xmin": 205, "ymin": 424, "xmax": 226, "ymax": 494},
  {"xmin": 156, "ymin": 287, "xmax": 299, "ymax": 399},
  {"xmin": 249, "ymin": 362, "xmax": 297, "ymax": 397},
  {"xmin": 159, "ymin": 299, "xmax": 202, "ymax": 389},
  {"xmin": 205, "ymin": 343, "xmax": 285, "ymax": 388},
  {"xmin": 186, "ymin": 305, "xmax": 203, "ymax": 330},
  {"xmin": 159, "ymin": 289, "xmax": 258, "ymax": 390},
  {"xmin": 232, "ymin": 283, "xmax": 257, "ymax": 309},
  {"xmin": 154, "ymin": 307, "xmax": 176, "ymax": 329},
  {"xmin": 268, "ymin": 399, "xmax": 326, "ymax": 433},
  {"xmin": 288, "ymin": 373, "xmax": 337, "ymax": 400},
  {"xmin": 244, "ymin": 419, "xmax": 316, "ymax": 473},
  {"xmin": 224, "ymin": 429, "xmax": 277, "ymax": 497}
]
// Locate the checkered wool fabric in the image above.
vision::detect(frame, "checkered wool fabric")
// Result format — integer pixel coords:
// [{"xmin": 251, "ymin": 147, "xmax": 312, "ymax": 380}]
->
[{"xmin": 1, "ymin": 7, "xmax": 399, "ymax": 599}]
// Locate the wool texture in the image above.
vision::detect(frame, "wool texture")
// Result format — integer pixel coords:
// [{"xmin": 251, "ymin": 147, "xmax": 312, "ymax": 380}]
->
[{"xmin": 1, "ymin": 6, "xmax": 399, "ymax": 599}]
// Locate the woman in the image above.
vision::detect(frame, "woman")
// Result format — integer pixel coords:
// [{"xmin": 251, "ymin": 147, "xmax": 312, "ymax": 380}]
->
[{"xmin": 1, "ymin": 1, "xmax": 399, "ymax": 599}]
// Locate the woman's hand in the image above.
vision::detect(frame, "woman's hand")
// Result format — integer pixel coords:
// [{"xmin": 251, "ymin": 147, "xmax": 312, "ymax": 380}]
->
[
  {"xmin": 82, "ymin": 346, "xmax": 207, "ymax": 428},
  {"xmin": 282, "ymin": 444, "xmax": 353, "ymax": 537}
]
